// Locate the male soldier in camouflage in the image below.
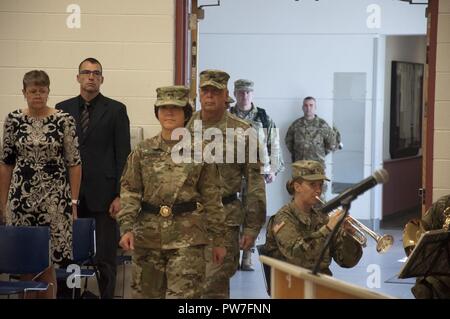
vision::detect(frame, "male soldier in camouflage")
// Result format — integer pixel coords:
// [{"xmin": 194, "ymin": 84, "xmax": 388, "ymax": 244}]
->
[
  {"xmin": 187, "ymin": 69, "xmax": 266, "ymax": 298},
  {"xmin": 231, "ymin": 79, "xmax": 285, "ymax": 183},
  {"xmin": 117, "ymin": 85, "xmax": 226, "ymax": 299},
  {"xmin": 404, "ymin": 195, "xmax": 450, "ymax": 298},
  {"xmin": 264, "ymin": 160, "xmax": 362, "ymax": 276},
  {"xmin": 230, "ymin": 79, "xmax": 284, "ymax": 271},
  {"xmin": 285, "ymin": 96, "xmax": 341, "ymax": 195},
  {"xmin": 285, "ymin": 96, "xmax": 341, "ymax": 166}
]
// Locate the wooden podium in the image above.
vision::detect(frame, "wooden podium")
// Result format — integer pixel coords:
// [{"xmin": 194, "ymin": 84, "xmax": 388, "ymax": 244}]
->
[{"xmin": 260, "ymin": 255, "xmax": 394, "ymax": 299}]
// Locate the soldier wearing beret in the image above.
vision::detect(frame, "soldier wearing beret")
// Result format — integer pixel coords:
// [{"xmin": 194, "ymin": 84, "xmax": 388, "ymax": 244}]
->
[
  {"xmin": 187, "ymin": 70, "xmax": 267, "ymax": 298},
  {"xmin": 117, "ymin": 85, "xmax": 226, "ymax": 298},
  {"xmin": 264, "ymin": 160, "xmax": 362, "ymax": 276}
]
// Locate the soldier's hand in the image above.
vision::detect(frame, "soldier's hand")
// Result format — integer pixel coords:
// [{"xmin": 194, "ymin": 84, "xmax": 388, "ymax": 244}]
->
[
  {"xmin": 108, "ymin": 197, "xmax": 121, "ymax": 219},
  {"xmin": 343, "ymin": 217, "xmax": 356, "ymax": 235},
  {"xmin": 119, "ymin": 232, "xmax": 135, "ymax": 251},
  {"xmin": 327, "ymin": 210, "xmax": 344, "ymax": 230},
  {"xmin": 212, "ymin": 247, "xmax": 227, "ymax": 265},
  {"xmin": 240, "ymin": 234, "xmax": 256, "ymax": 251}
]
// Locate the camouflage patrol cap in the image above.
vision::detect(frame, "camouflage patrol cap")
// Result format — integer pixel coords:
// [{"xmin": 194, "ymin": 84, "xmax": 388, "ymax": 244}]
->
[
  {"xmin": 292, "ymin": 160, "xmax": 330, "ymax": 181},
  {"xmin": 199, "ymin": 69, "xmax": 230, "ymax": 90},
  {"xmin": 234, "ymin": 79, "xmax": 254, "ymax": 92},
  {"xmin": 154, "ymin": 85, "xmax": 190, "ymax": 108}
]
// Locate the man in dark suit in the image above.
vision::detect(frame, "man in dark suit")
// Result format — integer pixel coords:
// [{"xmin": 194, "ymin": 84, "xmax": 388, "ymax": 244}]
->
[{"xmin": 56, "ymin": 57, "xmax": 131, "ymax": 299}]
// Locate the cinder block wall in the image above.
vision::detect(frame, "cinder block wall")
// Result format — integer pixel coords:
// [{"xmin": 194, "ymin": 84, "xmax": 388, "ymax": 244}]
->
[
  {"xmin": 0, "ymin": 0, "xmax": 176, "ymax": 142},
  {"xmin": 433, "ymin": 1, "xmax": 450, "ymax": 200}
]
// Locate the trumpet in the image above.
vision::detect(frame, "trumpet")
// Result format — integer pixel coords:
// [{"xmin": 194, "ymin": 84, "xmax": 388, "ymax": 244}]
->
[{"xmin": 315, "ymin": 196, "xmax": 394, "ymax": 253}]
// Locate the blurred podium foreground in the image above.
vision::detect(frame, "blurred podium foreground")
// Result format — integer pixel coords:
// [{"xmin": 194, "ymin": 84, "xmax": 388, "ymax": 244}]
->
[{"xmin": 260, "ymin": 255, "xmax": 394, "ymax": 299}]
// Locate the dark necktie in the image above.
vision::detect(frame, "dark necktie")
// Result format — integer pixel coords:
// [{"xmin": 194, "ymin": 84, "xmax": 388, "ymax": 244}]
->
[{"xmin": 80, "ymin": 102, "xmax": 90, "ymax": 135}]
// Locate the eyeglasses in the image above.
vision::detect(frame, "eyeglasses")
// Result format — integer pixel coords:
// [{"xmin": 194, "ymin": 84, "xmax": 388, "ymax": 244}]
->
[{"xmin": 79, "ymin": 70, "xmax": 102, "ymax": 77}]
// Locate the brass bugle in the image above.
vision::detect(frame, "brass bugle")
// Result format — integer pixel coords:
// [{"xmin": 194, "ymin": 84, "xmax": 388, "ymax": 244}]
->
[{"xmin": 316, "ymin": 196, "xmax": 394, "ymax": 253}]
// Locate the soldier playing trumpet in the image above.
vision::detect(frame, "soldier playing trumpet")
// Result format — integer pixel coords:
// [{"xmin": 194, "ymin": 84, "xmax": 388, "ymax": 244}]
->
[{"xmin": 264, "ymin": 160, "xmax": 363, "ymax": 276}]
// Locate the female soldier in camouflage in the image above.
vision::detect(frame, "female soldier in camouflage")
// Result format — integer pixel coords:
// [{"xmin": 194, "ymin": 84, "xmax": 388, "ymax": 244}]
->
[
  {"xmin": 264, "ymin": 160, "xmax": 362, "ymax": 275},
  {"xmin": 117, "ymin": 85, "xmax": 226, "ymax": 298}
]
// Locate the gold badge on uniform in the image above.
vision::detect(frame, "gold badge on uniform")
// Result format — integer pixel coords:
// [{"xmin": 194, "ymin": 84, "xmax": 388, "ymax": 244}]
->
[
  {"xmin": 159, "ymin": 205, "xmax": 172, "ymax": 217},
  {"xmin": 273, "ymin": 221, "xmax": 286, "ymax": 234}
]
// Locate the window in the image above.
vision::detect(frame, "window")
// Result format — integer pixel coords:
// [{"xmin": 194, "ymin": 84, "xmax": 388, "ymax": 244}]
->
[{"xmin": 389, "ymin": 61, "xmax": 424, "ymax": 159}]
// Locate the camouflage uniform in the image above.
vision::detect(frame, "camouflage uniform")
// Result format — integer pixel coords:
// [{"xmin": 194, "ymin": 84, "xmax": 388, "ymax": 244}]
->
[
  {"xmin": 117, "ymin": 86, "xmax": 225, "ymax": 299},
  {"xmin": 264, "ymin": 160, "xmax": 362, "ymax": 275},
  {"xmin": 411, "ymin": 195, "xmax": 450, "ymax": 299},
  {"xmin": 285, "ymin": 115, "xmax": 340, "ymax": 195},
  {"xmin": 230, "ymin": 79, "xmax": 284, "ymax": 271},
  {"xmin": 187, "ymin": 69, "xmax": 266, "ymax": 298},
  {"xmin": 230, "ymin": 79, "xmax": 284, "ymax": 176},
  {"xmin": 285, "ymin": 115, "xmax": 338, "ymax": 166}
]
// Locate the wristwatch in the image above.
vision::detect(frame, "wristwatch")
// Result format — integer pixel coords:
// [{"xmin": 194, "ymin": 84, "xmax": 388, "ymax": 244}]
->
[{"xmin": 71, "ymin": 199, "xmax": 80, "ymax": 205}]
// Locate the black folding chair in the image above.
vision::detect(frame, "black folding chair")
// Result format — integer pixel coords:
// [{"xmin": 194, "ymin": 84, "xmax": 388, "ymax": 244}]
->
[
  {"xmin": 56, "ymin": 218, "xmax": 100, "ymax": 298},
  {"xmin": 256, "ymin": 244, "xmax": 271, "ymax": 296},
  {"xmin": 0, "ymin": 226, "xmax": 51, "ymax": 297}
]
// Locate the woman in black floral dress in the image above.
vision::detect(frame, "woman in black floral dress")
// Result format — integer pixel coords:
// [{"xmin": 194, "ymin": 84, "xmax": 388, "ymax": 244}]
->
[{"xmin": 0, "ymin": 70, "xmax": 82, "ymax": 298}]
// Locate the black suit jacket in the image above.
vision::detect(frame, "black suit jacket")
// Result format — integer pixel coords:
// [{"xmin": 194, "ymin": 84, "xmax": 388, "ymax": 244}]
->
[{"xmin": 56, "ymin": 93, "xmax": 131, "ymax": 212}]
